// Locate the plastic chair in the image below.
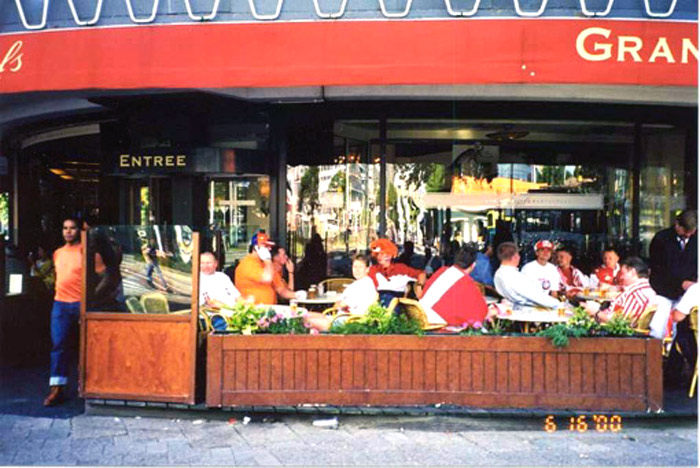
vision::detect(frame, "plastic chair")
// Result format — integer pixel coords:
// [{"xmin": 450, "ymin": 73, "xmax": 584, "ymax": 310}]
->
[
  {"xmin": 125, "ymin": 296, "xmax": 145, "ymax": 314},
  {"xmin": 319, "ymin": 278, "xmax": 353, "ymax": 293},
  {"xmin": 387, "ymin": 297, "xmax": 445, "ymax": 331},
  {"xmin": 140, "ymin": 292, "xmax": 170, "ymax": 314}
]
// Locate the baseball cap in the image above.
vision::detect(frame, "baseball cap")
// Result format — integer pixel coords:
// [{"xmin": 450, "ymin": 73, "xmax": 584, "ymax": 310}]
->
[
  {"xmin": 251, "ymin": 232, "xmax": 275, "ymax": 247},
  {"xmin": 534, "ymin": 240, "xmax": 554, "ymax": 251}
]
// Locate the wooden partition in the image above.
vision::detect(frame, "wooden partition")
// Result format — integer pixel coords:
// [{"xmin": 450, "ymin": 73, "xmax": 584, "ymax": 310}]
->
[
  {"xmin": 207, "ymin": 334, "xmax": 663, "ymax": 412},
  {"xmin": 80, "ymin": 230, "xmax": 200, "ymax": 404}
]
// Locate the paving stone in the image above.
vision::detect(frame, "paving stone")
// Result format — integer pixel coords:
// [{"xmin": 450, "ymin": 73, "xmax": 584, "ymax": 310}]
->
[
  {"xmin": 251, "ymin": 448, "xmax": 283, "ymax": 466},
  {"xmin": 146, "ymin": 440, "xmax": 169, "ymax": 455},
  {"xmin": 235, "ymin": 422, "xmax": 301, "ymax": 447},
  {"xmin": 71, "ymin": 415, "xmax": 127, "ymax": 439}
]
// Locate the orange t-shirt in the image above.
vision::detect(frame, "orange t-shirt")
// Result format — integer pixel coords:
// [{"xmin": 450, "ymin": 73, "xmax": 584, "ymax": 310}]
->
[
  {"xmin": 235, "ymin": 254, "xmax": 276, "ymax": 305},
  {"xmin": 53, "ymin": 243, "xmax": 82, "ymax": 303}
]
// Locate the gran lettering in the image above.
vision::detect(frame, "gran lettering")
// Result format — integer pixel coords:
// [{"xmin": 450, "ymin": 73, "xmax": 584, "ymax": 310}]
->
[
  {"xmin": 119, "ymin": 154, "xmax": 187, "ymax": 168},
  {"xmin": 0, "ymin": 40, "xmax": 23, "ymax": 77},
  {"xmin": 576, "ymin": 27, "xmax": 698, "ymax": 63}
]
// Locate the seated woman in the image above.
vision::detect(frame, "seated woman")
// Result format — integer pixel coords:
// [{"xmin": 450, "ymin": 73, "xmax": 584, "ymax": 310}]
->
[
  {"xmin": 304, "ymin": 254, "xmax": 377, "ymax": 331},
  {"xmin": 367, "ymin": 238, "xmax": 426, "ymax": 307}
]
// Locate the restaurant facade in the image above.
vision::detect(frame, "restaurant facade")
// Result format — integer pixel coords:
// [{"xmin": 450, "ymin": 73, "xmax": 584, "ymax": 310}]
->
[{"xmin": 0, "ymin": 0, "xmax": 697, "ymax": 409}]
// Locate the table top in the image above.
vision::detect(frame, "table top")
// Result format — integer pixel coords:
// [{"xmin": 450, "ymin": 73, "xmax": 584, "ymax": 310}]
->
[
  {"xmin": 575, "ymin": 289, "xmax": 620, "ymax": 302},
  {"xmin": 496, "ymin": 305, "xmax": 572, "ymax": 323},
  {"xmin": 294, "ymin": 295, "xmax": 339, "ymax": 305}
]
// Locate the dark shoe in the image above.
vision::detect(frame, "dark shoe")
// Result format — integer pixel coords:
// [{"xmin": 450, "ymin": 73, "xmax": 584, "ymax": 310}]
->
[{"xmin": 43, "ymin": 385, "xmax": 65, "ymax": 406}]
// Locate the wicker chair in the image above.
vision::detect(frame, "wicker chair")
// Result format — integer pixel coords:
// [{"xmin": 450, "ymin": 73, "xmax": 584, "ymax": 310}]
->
[
  {"xmin": 140, "ymin": 292, "xmax": 170, "ymax": 314},
  {"xmin": 125, "ymin": 296, "xmax": 145, "ymax": 313},
  {"xmin": 632, "ymin": 305, "xmax": 658, "ymax": 335},
  {"xmin": 387, "ymin": 297, "xmax": 445, "ymax": 331}
]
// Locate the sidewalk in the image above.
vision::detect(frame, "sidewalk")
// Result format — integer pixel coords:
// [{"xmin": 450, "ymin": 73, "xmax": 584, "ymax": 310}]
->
[{"xmin": 1, "ymin": 363, "xmax": 697, "ymax": 466}]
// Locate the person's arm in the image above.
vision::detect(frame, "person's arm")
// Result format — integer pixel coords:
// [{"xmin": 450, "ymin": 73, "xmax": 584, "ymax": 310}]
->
[
  {"xmin": 415, "ymin": 271, "xmax": 427, "ymax": 299},
  {"xmin": 511, "ymin": 276, "xmax": 561, "ymax": 309},
  {"xmin": 672, "ymin": 309, "xmax": 688, "ymax": 323},
  {"xmin": 286, "ymin": 258, "xmax": 295, "ymax": 290}
]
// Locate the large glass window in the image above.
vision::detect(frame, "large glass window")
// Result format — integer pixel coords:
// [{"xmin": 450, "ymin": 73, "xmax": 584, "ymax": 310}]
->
[
  {"xmin": 207, "ymin": 177, "xmax": 270, "ymax": 264},
  {"xmin": 384, "ymin": 119, "xmax": 636, "ymax": 272}
]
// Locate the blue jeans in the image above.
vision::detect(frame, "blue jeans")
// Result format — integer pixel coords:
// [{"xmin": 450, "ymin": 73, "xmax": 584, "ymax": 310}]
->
[{"xmin": 50, "ymin": 301, "xmax": 80, "ymax": 386}]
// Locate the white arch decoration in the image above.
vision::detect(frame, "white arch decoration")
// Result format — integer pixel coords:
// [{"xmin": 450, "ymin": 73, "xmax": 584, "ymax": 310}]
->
[
  {"xmin": 312, "ymin": 0, "xmax": 348, "ymax": 18},
  {"xmin": 444, "ymin": 0, "xmax": 481, "ymax": 17},
  {"xmin": 643, "ymin": 0, "xmax": 677, "ymax": 18},
  {"xmin": 124, "ymin": 0, "xmax": 159, "ymax": 23},
  {"xmin": 513, "ymin": 0, "xmax": 548, "ymax": 17},
  {"xmin": 377, "ymin": 0, "xmax": 413, "ymax": 18},
  {"xmin": 248, "ymin": 0, "xmax": 285, "ymax": 20},
  {"xmin": 183, "ymin": 0, "xmax": 220, "ymax": 20},
  {"xmin": 66, "ymin": 0, "xmax": 103, "ymax": 25},
  {"xmin": 14, "ymin": 0, "xmax": 49, "ymax": 30},
  {"xmin": 579, "ymin": 0, "xmax": 614, "ymax": 16}
]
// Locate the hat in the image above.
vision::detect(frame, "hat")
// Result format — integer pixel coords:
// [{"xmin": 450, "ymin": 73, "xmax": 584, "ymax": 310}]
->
[
  {"xmin": 534, "ymin": 240, "xmax": 554, "ymax": 251},
  {"xmin": 370, "ymin": 238, "xmax": 398, "ymax": 258},
  {"xmin": 251, "ymin": 232, "xmax": 275, "ymax": 247}
]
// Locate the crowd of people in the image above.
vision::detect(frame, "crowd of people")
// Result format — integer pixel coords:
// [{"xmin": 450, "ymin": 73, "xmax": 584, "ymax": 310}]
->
[{"xmin": 12, "ymin": 208, "xmax": 696, "ymax": 407}]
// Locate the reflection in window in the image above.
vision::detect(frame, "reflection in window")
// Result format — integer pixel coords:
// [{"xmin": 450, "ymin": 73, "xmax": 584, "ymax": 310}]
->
[{"xmin": 86, "ymin": 225, "xmax": 194, "ymax": 314}]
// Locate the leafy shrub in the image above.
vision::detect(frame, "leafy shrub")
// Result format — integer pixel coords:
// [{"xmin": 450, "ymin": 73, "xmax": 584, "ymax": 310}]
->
[
  {"xmin": 331, "ymin": 303, "xmax": 423, "ymax": 335},
  {"xmin": 599, "ymin": 313, "xmax": 635, "ymax": 336}
]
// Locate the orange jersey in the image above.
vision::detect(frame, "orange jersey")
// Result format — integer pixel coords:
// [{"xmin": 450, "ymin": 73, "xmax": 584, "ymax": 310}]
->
[
  {"xmin": 53, "ymin": 243, "xmax": 82, "ymax": 302},
  {"xmin": 235, "ymin": 254, "xmax": 276, "ymax": 305}
]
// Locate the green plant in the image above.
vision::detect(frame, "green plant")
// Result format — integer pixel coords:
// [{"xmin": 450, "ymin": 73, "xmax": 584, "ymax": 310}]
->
[
  {"xmin": 331, "ymin": 303, "xmax": 423, "ymax": 335},
  {"xmin": 224, "ymin": 303, "xmax": 267, "ymax": 334},
  {"xmin": 599, "ymin": 313, "xmax": 635, "ymax": 336},
  {"xmin": 258, "ymin": 308, "xmax": 309, "ymax": 335},
  {"xmin": 537, "ymin": 308, "xmax": 596, "ymax": 347}
]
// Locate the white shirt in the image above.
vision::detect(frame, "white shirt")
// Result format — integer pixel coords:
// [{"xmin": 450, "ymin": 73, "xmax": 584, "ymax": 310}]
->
[
  {"xmin": 199, "ymin": 271, "xmax": 241, "ymax": 306},
  {"xmin": 521, "ymin": 260, "xmax": 560, "ymax": 294},
  {"xmin": 494, "ymin": 265, "xmax": 561, "ymax": 309},
  {"xmin": 340, "ymin": 276, "xmax": 378, "ymax": 315},
  {"xmin": 675, "ymin": 283, "xmax": 699, "ymax": 316}
]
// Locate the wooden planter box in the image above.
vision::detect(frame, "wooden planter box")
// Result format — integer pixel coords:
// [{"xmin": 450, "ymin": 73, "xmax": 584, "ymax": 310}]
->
[{"xmin": 206, "ymin": 334, "xmax": 663, "ymax": 412}]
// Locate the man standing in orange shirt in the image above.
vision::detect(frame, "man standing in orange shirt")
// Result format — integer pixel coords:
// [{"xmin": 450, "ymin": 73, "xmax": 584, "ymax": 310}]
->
[
  {"xmin": 44, "ymin": 218, "xmax": 82, "ymax": 406},
  {"xmin": 234, "ymin": 232, "xmax": 278, "ymax": 305}
]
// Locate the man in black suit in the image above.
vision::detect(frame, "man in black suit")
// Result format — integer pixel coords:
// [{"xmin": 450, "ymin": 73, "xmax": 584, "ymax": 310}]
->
[{"xmin": 650, "ymin": 209, "xmax": 697, "ymax": 387}]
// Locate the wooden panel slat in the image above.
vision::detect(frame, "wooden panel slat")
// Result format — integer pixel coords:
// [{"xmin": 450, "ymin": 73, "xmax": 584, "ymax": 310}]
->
[
  {"xmin": 569, "ymin": 353, "xmax": 582, "ymax": 395},
  {"xmin": 619, "ymin": 354, "xmax": 632, "ymax": 396},
  {"xmin": 366, "ymin": 350, "xmax": 378, "ymax": 389},
  {"xmin": 544, "ymin": 353, "xmax": 557, "ymax": 394},
  {"xmin": 447, "ymin": 351, "xmax": 460, "ymax": 392},
  {"xmin": 557, "ymin": 354, "xmax": 569, "ymax": 395},
  {"xmin": 329, "ymin": 351, "xmax": 342, "ymax": 390},
  {"xmin": 306, "ymin": 350, "xmax": 318, "ymax": 391},
  {"xmin": 532, "ymin": 353, "xmax": 544, "ymax": 394},
  {"xmin": 508, "ymin": 352, "xmax": 521, "ymax": 393},
  {"xmin": 294, "ymin": 350, "xmax": 306, "ymax": 390},
  {"xmin": 472, "ymin": 351, "xmax": 484, "ymax": 392},
  {"xmin": 581, "ymin": 354, "xmax": 595, "ymax": 394},
  {"xmin": 412, "ymin": 351, "xmax": 424, "ymax": 391},
  {"xmin": 594, "ymin": 354, "xmax": 607, "ymax": 395},
  {"xmin": 424, "ymin": 350, "xmax": 436, "ymax": 391},
  {"xmin": 318, "ymin": 350, "xmax": 329, "ymax": 390},
  {"xmin": 376, "ymin": 350, "xmax": 390, "ymax": 390},
  {"xmin": 389, "ymin": 351, "xmax": 401, "ymax": 389},
  {"xmin": 483, "ymin": 352, "xmax": 496, "ymax": 392},
  {"xmin": 520, "ymin": 352, "xmax": 532, "ymax": 393},
  {"xmin": 222, "ymin": 351, "xmax": 236, "ymax": 390},
  {"xmin": 631, "ymin": 355, "xmax": 646, "ymax": 396},
  {"xmin": 234, "ymin": 351, "xmax": 247, "ymax": 391},
  {"xmin": 354, "ymin": 351, "xmax": 366, "ymax": 389},
  {"xmin": 400, "ymin": 351, "xmax": 413, "ymax": 390},
  {"xmin": 460, "ymin": 351, "xmax": 472, "ymax": 391},
  {"xmin": 435, "ymin": 351, "xmax": 449, "ymax": 391},
  {"xmin": 496, "ymin": 352, "xmax": 509, "ymax": 393},
  {"xmin": 270, "ymin": 351, "xmax": 283, "ymax": 390},
  {"xmin": 259, "ymin": 350, "xmax": 271, "ymax": 390},
  {"xmin": 607, "ymin": 354, "xmax": 620, "ymax": 395},
  {"xmin": 341, "ymin": 350, "xmax": 353, "ymax": 389}
]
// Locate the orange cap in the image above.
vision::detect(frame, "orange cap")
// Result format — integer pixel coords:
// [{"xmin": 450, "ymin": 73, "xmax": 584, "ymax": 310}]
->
[{"xmin": 370, "ymin": 238, "xmax": 398, "ymax": 258}]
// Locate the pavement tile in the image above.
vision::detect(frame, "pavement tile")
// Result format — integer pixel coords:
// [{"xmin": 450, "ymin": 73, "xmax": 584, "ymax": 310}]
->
[
  {"xmin": 251, "ymin": 448, "xmax": 283, "ymax": 466},
  {"xmin": 235, "ymin": 422, "xmax": 301, "ymax": 447},
  {"xmin": 71, "ymin": 415, "xmax": 128, "ymax": 439},
  {"xmin": 231, "ymin": 448, "xmax": 261, "ymax": 466},
  {"xmin": 146, "ymin": 440, "xmax": 169, "ymax": 455}
]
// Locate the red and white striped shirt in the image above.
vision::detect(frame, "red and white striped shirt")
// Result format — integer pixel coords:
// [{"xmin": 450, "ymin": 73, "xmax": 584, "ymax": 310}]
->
[
  {"xmin": 557, "ymin": 265, "xmax": 589, "ymax": 291},
  {"xmin": 608, "ymin": 278, "xmax": 656, "ymax": 326}
]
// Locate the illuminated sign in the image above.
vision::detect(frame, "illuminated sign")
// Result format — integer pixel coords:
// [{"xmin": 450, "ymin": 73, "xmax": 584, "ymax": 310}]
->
[{"xmin": 118, "ymin": 154, "xmax": 187, "ymax": 169}]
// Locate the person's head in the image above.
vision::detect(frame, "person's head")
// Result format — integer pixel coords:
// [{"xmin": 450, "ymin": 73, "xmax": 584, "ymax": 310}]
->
[
  {"xmin": 37, "ymin": 244, "xmax": 49, "ymax": 259},
  {"xmin": 483, "ymin": 245, "xmax": 493, "ymax": 257},
  {"xmin": 674, "ymin": 210, "xmax": 697, "ymax": 239},
  {"xmin": 370, "ymin": 238, "xmax": 398, "ymax": 268},
  {"xmin": 200, "ymin": 252, "xmax": 218, "ymax": 276},
  {"xmin": 271, "ymin": 245, "xmax": 288, "ymax": 266},
  {"xmin": 454, "ymin": 246, "xmax": 478, "ymax": 273},
  {"xmin": 534, "ymin": 240, "xmax": 554, "ymax": 264},
  {"xmin": 62, "ymin": 218, "xmax": 80, "ymax": 245},
  {"xmin": 619, "ymin": 257, "xmax": 649, "ymax": 286},
  {"xmin": 352, "ymin": 254, "xmax": 370, "ymax": 280},
  {"xmin": 250, "ymin": 232, "xmax": 275, "ymax": 258},
  {"xmin": 403, "ymin": 241, "xmax": 414, "ymax": 256},
  {"xmin": 602, "ymin": 248, "xmax": 619, "ymax": 269},
  {"xmin": 556, "ymin": 247, "xmax": 573, "ymax": 269},
  {"xmin": 497, "ymin": 242, "xmax": 520, "ymax": 266}
]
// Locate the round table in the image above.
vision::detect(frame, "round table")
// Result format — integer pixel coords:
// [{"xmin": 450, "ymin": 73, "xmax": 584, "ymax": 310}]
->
[
  {"xmin": 575, "ymin": 290, "xmax": 620, "ymax": 302},
  {"xmin": 294, "ymin": 295, "xmax": 338, "ymax": 312},
  {"xmin": 496, "ymin": 305, "xmax": 572, "ymax": 333}
]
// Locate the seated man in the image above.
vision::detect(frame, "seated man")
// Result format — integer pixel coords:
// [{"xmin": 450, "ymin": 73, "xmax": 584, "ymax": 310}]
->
[
  {"xmin": 521, "ymin": 240, "xmax": 560, "ymax": 297},
  {"xmin": 270, "ymin": 245, "xmax": 303, "ymax": 303},
  {"xmin": 584, "ymin": 257, "xmax": 656, "ymax": 327},
  {"xmin": 590, "ymin": 247, "xmax": 623, "ymax": 288},
  {"xmin": 494, "ymin": 242, "xmax": 561, "ymax": 309},
  {"xmin": 234, "ymin": 232, "xmax": 279, "ymax": 305},
  {"xmin": 368, "ymin": 238, "xmax": 426, "ymax": 307},
  {"xmin": 556, "ymin": 246, "xmax": 590, "ymax": 299},
  {"xmin": 421, "ymin": 246, "xmax": 493, "ymax": 328},
  {"xmin": 199, "ymin": 252, "xmax": 241, "ymax": 310}
]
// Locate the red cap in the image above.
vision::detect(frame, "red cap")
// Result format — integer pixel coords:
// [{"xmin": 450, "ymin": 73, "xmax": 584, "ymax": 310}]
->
[
  {"xmin": 251, "ymin": 232, "xmax": 275, "ymax": 247},
  {"xmin": 534, "ymin": 240, "xmax": 554, "ymax": 251}
]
